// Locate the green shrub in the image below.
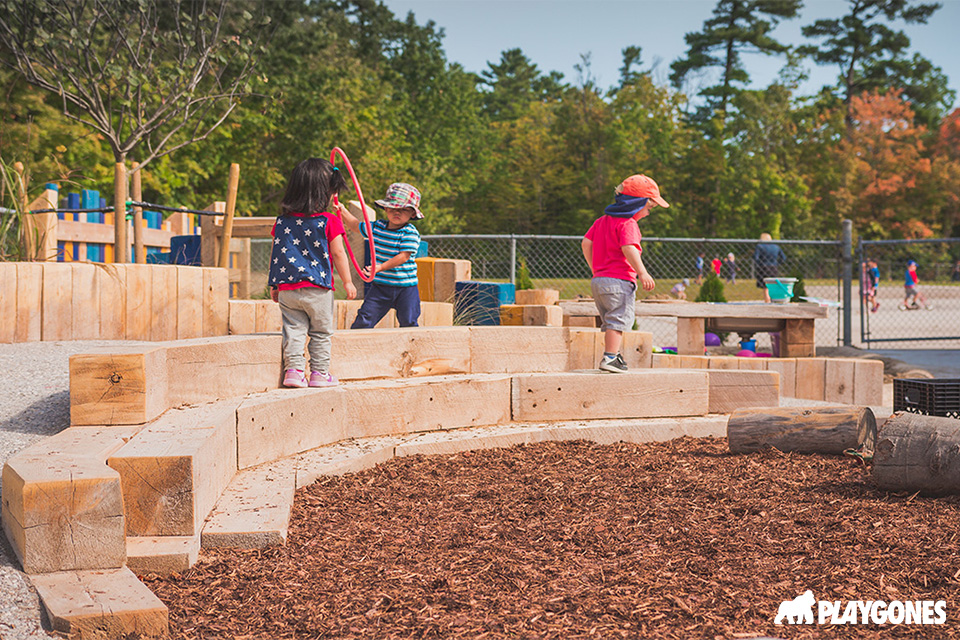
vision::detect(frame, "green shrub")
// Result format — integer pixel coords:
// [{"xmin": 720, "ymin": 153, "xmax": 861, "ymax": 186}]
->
[
  {"xmin": 516, "ymin": 257, "xmax": 534, "ymax": 290},
  {"xmin": 695, "ymin": 272, "xmax": 726, "ymax": 303},
  {"xmin": 790, "ymin": 270, "xmax": 807, "ymax": 302}
]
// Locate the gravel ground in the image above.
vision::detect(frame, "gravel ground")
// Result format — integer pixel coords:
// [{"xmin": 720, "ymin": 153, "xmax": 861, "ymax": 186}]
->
[{"xmin": 0, "ymin": 341, "xmax": 143, "ymax": 640}]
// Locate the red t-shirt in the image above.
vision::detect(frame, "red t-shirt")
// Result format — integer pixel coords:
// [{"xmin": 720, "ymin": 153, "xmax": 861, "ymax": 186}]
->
[
  {"xmin": 271, "ymin": 211, "xmax": 345, "ymax": 291},
  {"xmin": 584, "ymin": 215, "xmax": 642, "ymax": 281}
]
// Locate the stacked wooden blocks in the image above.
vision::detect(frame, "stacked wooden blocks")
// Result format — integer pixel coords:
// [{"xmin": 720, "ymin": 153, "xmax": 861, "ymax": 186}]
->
[
  {"xmin": 414, "ymin": 257, "xmax": 472, "ymax": 303},
  {"xmin": 499, "ymin": 288, "xmax": 563, "ymax": 327},
  {"xmin": 652, "ymin": 354, "xmax": 883, "ymax": 405}
]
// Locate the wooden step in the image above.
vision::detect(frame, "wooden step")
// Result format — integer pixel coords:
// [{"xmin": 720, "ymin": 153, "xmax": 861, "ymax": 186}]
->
[
  {"xmin": 201, "ymin": 463, "xmax": 296, "ymax": 548},
  {"xmin": 126, "ymin": 535, "xmax": 200, "ymax": 576},
  {"xmin": 512, "ymin": 370, "xmax": 710, "ymax": 422},
  {"xmin": 31, "ymin": 567, "xmax": 167, "ymax": 639},
  {"xmin": 2, "ymin": 427, "xmax": 140, "ymax": 574},
  {"xmin": 202, "ymin": 436, "xmax": 403, "ymax": 549},
  {"xmin": 395, "ymin": 416, "xmax": 728, "ymax": 458},
  {"xmin": 236, "ymin": 374, "xmax": 512, "ymax": 469},
  {"xmin": 107, "ymin": 400, "xmax": 240, "ymax": 537},
  {"xmin": 70, "ymin": 335, "xmax": 279, "ymax": 425}
]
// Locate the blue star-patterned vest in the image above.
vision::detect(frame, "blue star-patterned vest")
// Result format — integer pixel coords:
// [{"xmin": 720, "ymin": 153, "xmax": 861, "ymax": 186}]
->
[{"xmin": 267, "ymin": 214, "xmax": 334, "ymax": 288}]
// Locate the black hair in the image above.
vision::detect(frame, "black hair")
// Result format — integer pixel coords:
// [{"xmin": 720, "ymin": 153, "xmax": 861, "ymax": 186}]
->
[{"xmin": 279, "ymin": 158, "xmax": 347, "ymax": 216}]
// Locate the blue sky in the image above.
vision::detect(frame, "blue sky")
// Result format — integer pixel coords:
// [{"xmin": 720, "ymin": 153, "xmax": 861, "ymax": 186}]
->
[{"xmin": 380, "ymin": 0, "xmax": 959, "ymax": 112}]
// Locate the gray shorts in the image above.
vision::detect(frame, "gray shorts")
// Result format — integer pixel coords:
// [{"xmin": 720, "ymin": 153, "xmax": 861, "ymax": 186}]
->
[{"xmin": 591, "ymin": 277, "xmax": 636, "ymax": 332}]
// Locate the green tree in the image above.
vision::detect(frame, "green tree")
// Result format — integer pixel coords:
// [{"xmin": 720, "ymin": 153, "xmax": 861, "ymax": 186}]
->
[
  {"xmin": 480, "ymin": 48, "xmax": 565, "ymax": 122},
  {"xmin": 799, "ymin": 0, "xmax": 953, "ymax": 131},
  {"xmin": 670, "ymin": 0, "xmax": 802, "ymax": 123}
]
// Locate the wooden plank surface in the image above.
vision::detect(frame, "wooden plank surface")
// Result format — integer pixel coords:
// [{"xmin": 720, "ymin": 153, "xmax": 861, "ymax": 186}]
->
[
  {"xmin": 512, "ymin": 370, "xmax": 710, "ymax": 421},
  {"xmin": 97, "ymin": 264, "xmax": 127, "ymax": 340},
  {"xmin": 824, "ymin": 357, "xmax": 857, "ymax": 404},
  {"xmin": 71, "ymin": 263, "xmax": 100, "ymax": 340},
  {"xmin": 202, "ymin": 267, "xmax": 229, "ymax": 336},
  {"xmin": 15, "ymin": 263, "xmax": 43, "ymax": 342},
  {"xmin": 707, "ymin": 369, "xmax": 780, "ymax": 414},
  {"xmin": 560, "ymin": 300, "xmax": 828, "ymax": 319},
  {"xmin": 794, "ymin": 357, "xmax": 826, "ymax": 401},
  {"xmin": 150, "ymin": 266, "xmax": 178, "ymax": 341},
  {"xmin": 176, "ymin": 266, "xmax": 204, "ymax": 339},
  {"xmin": 676, "ymin": 317, "xmax": 705, "ymax": 356},
  {"xmin": 108, "ymin": 400, "xmax": 239, "ymax": 537},
  {"xmin": 0, "ymin": 262, "xmax": 15, "ymax": 343},
  {"xmin": 41, "ymin": 263, "xmax": 73, "ymax": 341},
  {"xmin": 124, "ymin": 264, "xmax": 153, "ymax": 341}
]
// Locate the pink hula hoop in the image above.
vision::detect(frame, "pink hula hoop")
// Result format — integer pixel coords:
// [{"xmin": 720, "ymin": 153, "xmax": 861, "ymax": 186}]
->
[{"xmin": 330, "ymin": 146, "xmax": 377, "ymax": 283}]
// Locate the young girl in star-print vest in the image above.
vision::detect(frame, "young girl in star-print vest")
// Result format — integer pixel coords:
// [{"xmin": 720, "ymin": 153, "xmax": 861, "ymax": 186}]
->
[{"xmin": 268, "ymin": 158, "xmax": 357, "ymax": 388}]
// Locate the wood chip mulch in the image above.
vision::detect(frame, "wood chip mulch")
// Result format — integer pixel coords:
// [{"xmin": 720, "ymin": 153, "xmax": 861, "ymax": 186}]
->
[{"xmin": 145, "ymin": 437, "xmax": 960, "ymax": 639}]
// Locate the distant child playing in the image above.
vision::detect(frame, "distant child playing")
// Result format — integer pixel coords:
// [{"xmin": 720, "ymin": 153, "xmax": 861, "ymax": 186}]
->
[
  {"xmin": 900, "ymin": 259, "xmax": 930, "ymax": 310},
  {"xmin": 671, "ymin": 278, "xmax": 689, "ymax": 300},
  {"xmin": 864, "ymin": 258, "xmax": 880, "ymax": 313},
  {"xmin": 338, "ymin": 182, "xmax": 423, "ymax": 328},
  {"xmin": 581, "ymin": 174, "xmax": 668, "ymax": 373},
  {"xmin": 268, "ymin": 158, "xmax": 357, "ymax": 388}
]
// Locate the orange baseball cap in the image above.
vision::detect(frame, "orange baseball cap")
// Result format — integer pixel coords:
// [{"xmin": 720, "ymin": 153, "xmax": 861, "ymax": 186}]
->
[{"xmin": 619, "ymin": 174, "xmax": 670, "ymax": 208}]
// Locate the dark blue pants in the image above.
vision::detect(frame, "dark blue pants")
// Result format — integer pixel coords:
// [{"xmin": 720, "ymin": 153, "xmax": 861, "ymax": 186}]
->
[{"xmin": 351, "ymin": 282, "xmax": 421, "ymax": 328}]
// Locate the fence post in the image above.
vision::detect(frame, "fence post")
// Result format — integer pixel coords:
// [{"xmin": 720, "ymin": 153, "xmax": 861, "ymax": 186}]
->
[
  {"xmin": 510, "ymin": 235, "xmax": 517, "ymax": 285},
  {"xmin": 842, "ymin": 219, "xmax": 853, "ymax": 346},
  {"xmin": 857, "ymin": 237, "xmax": 864, "ymax": 347}
]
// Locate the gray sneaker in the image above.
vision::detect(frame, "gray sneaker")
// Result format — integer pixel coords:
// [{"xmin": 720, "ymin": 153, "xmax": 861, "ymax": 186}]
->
[{"xmin": 599, "ymin": 353, "xmax": 628, "ymax": 373}]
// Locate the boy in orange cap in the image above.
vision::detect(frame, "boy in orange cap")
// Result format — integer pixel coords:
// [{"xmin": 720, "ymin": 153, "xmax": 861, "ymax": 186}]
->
[{"xmin": 581, "ymin": 174, "xmax": 668, "ymax": 373}]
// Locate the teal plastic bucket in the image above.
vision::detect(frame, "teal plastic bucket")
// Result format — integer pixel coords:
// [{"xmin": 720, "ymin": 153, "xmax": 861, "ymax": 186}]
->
[{"xmin": 763, "ymin": 277, "xmax": 797, "ymax": 303}]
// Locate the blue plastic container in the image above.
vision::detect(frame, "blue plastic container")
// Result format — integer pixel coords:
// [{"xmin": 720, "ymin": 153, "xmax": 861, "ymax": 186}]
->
[{"xmin": 763, "ymin": 277, "xmax": 797, "ymax": 303}]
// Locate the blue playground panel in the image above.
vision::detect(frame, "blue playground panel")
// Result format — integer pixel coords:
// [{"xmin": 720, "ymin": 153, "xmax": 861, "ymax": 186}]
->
[
  {"xmin": 454, "ymin": 280, "xmax": 515, "ymax": 325},
  {"xmin": 416, "ymin": 240, "xmax": 428, "ymax": 258}
]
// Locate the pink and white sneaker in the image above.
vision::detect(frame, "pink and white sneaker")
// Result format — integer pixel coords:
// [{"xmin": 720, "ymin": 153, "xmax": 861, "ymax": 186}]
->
[
  {"xmin": 309, "ymin": 371, "xmax": 338, "ymax": 388},
  {"xmin": 282, "ymin": 369, "xmax": 308, "ymax": 388}
]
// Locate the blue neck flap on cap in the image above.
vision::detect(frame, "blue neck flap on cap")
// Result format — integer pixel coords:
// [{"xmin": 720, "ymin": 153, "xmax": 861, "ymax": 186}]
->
[{"xmin": 604, "ymin": 194, "xmax": 648, "ymax": 218}]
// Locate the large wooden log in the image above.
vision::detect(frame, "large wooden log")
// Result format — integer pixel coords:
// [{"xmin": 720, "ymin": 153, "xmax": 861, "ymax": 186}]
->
[
  {"xmin": 727, "ymin": 406, "xmax": 876, "ymax": 455},
  {"xmin": 873, "ymin": 413, "xmax": 960, "ymax": 495}
]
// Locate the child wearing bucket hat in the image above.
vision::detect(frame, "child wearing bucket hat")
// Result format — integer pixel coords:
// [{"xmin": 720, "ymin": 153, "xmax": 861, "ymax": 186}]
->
[
  {"xmin": 581, "ymin": 174, "xmax": 667, "ymax": 373},
  {"xmin": 338, "ymin": 182, "xmax": 424, "ymax": 327}
]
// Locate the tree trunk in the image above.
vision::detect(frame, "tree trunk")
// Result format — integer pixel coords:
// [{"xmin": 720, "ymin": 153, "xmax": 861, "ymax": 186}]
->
[
  {"xmin": 872, "ymin": 412, "xmax": 960, "ymax": 496},
  {"xmin": 727, "ymin": 406, "xmax": 876, "ymax": 455}
]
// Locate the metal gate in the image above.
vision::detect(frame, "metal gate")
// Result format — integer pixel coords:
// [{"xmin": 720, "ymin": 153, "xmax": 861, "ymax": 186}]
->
[{"xmin": 859, "ymin": 238, "xmax": 960, "ymax": 347}]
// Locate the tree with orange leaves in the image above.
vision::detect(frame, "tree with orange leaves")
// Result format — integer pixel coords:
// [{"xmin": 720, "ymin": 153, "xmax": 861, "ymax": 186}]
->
[{"xmin": 836, "ymin": 89, "xmax": 934, "ymax": 238}]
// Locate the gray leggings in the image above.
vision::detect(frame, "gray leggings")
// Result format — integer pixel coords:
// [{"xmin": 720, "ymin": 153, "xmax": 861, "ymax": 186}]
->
[{"xmin": 278, "ymin": 287, "xmax": 335, "ymax": 373}]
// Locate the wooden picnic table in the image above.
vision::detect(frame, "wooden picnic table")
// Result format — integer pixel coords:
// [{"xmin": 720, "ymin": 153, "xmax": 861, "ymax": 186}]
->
[{"xmin": 559, "ymin": 300, "xmax": 829, "ymax": 357}]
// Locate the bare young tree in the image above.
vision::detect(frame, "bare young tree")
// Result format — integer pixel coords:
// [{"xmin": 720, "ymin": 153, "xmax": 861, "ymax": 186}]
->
[
  {"xmin": 0, "ymin": 0, "xmax": 269, "ymax": 168},
  {"xmin": 0, "ymin": 0, "xmax": 270, "ymax": 259}
]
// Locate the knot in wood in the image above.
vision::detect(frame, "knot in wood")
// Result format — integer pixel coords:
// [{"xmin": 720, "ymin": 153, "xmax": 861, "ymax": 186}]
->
[{"xmin": 110, "ymin": 372, "xmax": 122, "ymax": 384}]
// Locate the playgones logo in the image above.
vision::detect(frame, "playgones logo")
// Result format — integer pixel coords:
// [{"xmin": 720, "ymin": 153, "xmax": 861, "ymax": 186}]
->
[{"xmin": 775, "ymin": 591, "xmax": 946, "ymax": 625}]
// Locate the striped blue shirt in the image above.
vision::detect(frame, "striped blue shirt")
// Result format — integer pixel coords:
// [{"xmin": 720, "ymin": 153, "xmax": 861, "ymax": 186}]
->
[{"xmin": 360, "ymin": 219, "xmax": 420, "ymax": 287}]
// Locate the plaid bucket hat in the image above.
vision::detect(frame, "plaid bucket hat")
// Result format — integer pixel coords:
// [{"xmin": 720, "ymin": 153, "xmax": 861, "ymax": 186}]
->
[{"xmin": 374, "ymin": 182, "xmax": 423, "ymax": 219}]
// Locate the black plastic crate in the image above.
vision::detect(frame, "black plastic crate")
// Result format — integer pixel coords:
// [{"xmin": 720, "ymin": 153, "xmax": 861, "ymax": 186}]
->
[{"xmin": 893, "ymin": 378, "xmax": 960, "ymax": 419}]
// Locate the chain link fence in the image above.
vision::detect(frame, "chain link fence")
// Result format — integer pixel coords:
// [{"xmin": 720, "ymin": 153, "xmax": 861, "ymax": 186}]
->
[
  {"xmin": 250, "ymin": 230, "xmax": 960, "ymax": 349},
  {"xmin": 423, "ymin": 235, "xmax": 844, "ymax": 349},
  {"xmin": 859, "ymin": 238, "xmax": 960, "ymax": 348}
]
